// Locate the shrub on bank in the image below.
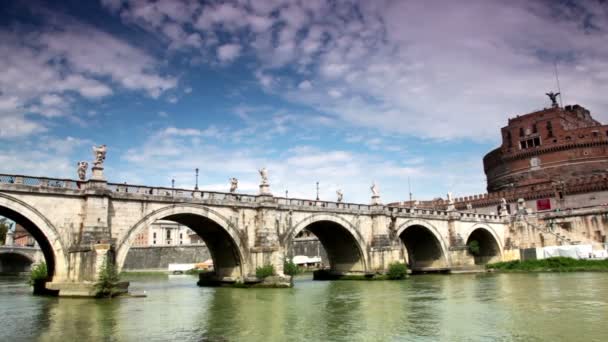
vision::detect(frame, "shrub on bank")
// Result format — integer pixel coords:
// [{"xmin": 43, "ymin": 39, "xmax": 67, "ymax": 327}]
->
[
  {"xmin": 487, "ymin": 257, "xmax": 608, "ymax": 272},
  {"xmin": 29, "ymin": 262, "xmax": 48, "ymax": 285},
  {"xmin": 255, "ymin": 264, "xmax": 276, "ymax": 279},
  {"xmin": 283, "ymin": 260, "xmax": 301, "ymax": 277},
  {"xmin": 95, "ymin": 259, "xmax": 122, "ymax": 298},
  {"xmin": 386, "ymin": 262, "xmax": 408, "ymax": 280}
]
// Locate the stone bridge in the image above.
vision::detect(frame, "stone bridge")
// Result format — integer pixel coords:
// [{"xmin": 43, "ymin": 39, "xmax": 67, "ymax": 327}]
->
[
  {"xmin": 0, "ymin": 246, "xmax": 44, "ymax": 274},
  {"xmin": 0, "ymin": 173, "xmax": 509, "ymax": 295}
]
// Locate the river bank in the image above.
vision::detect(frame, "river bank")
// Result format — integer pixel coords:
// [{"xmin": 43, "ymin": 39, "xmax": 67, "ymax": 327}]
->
[{"xmin": 487, "ymin": 257, "xmax": 608, "ymax": 272}]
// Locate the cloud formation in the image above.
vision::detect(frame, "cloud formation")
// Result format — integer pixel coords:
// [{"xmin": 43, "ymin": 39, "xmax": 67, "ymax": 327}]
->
[
  {"xmin": 0, "ymin": 4, "xmax": 177, "ymax": 138},
  {"xmin": 103, "ymin": 0, "xmax": 608, "ymax": 140}
]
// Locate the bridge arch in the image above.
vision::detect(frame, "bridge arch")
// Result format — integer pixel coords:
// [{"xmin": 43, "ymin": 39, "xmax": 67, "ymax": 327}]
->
[
  {"xmin": 285, "ymin": 213, "xmax": 369, "ymax": 273},
  {"xmin": 396, "ymin": 219, "xmax": 450, "ymax": 271},
  {"xmin": 0, "ymin": 193, "xmax": 68, "ymax": 281},
  {"xmin": 116, "ymin": 204, "xmax": 247, "ymax": 279},
  {"xmin": 0, "ymin": 250, "xmax": 35, "ymax": 274},
  {"xmin": 462, "ymin": 224, "xmax": 503, "ymax": 265}
]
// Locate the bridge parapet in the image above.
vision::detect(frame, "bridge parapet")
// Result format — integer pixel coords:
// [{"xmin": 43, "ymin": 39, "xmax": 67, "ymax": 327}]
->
[
  {"xmin": 0, "ymin": 174, "xmax": 81, "ymax": 190},
  {"xmin": 0, "ymin": 173, "xmax": 503, "ymax": 223}
]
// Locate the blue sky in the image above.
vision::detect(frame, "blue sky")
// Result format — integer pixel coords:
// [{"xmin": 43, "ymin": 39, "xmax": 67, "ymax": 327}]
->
[{"xmin": 1, "ymin": 0, "xmax": 607, "ymax": 203}]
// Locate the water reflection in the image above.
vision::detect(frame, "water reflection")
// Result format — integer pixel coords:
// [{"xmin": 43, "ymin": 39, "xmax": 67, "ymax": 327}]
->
[{"xmin": 1, "ymin": 273, "xmax": 607, "ymax": 341}]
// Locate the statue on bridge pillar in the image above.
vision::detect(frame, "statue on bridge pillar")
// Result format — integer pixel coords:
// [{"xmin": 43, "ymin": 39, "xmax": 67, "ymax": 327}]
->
[
  {"xmin": 446, "ymin": 192, "xmax": 456, "ymax": 211},
  {"xmin": 499, "ymin": 198, "xmax": 509, "ymax": 217},
  {"xmin": 258, "ymin": 168, "xmax": 271, "ymax": 195},
  {"xmin": 91, "ymin": 145, "xmax": 107, "ymax": 181},
  {"xmin": 4, "ymin": 222, "xmax": 15, "ymax": 246},
  {"xmin": 370, "ymin": 182, "xmax": 381, "ymax": 205},
  {"xmin": 336, "ymin": 189, "xmax": 344, "ymax": 203},
  {"xmin": 229, "ymin": 178, "xmax": 238, "ymax": 193},
  {"xmin": 77, "ymin": 161, "xmax": 88, "ymax": 181}
]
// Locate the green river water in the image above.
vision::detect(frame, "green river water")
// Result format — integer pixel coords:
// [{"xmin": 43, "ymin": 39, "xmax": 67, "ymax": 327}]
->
[{"xmin": 1, "ymin": 272, "xmax": 607, "ymax": 341}]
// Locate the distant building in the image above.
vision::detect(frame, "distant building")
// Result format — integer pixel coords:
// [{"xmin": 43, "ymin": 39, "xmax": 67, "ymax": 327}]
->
[
  {"xmin": 133, "ymin": 220, "xmax": 204, "ymax": 246},
  {"xmin": 13, "ymin": 224, "xmax": 35, "ymax": 247}
]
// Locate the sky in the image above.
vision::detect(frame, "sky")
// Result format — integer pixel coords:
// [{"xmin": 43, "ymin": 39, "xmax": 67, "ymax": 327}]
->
[{"xmin": 1, "ymin": 0, "xmax": 607, "ymax": 204}]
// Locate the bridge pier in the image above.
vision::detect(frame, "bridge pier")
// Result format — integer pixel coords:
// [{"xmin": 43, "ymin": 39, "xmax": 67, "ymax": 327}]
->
[{"xmin": 47, "ymin": 243, "xmax": 122, "ymax": 297}]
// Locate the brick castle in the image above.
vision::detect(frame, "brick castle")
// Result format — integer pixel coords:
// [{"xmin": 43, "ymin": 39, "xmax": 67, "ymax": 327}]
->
[{"xmin": 392, "ymin": 96, "xmax": 608, "ymax": 214}]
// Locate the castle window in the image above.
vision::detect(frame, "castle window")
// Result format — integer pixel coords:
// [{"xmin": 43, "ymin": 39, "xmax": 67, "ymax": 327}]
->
[
  {"xmin": 519, "ymin": 127, "xmax": 524, "ymax": 137},
  {"xmin": 546, "ymin": 121, "xmax": 553, "ymax": 138},
  {"xmin": 520, "ymin": 137, "xmax": 541, "ymax": 149},
  {"xmin": 506, "ymin": 131, "xmax": 512, "ymax": 147},
  {"xmin": 532, "ymin": 123, "xmax": 537, "ymax": 134}
]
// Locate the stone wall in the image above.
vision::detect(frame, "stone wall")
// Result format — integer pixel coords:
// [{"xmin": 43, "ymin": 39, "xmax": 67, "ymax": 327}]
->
[{"xmin": 123, "ymin": 245, "xmax": 210, "ymax": 270}]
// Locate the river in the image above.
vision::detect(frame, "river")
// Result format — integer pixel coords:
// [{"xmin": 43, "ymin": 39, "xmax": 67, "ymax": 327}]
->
[{"xmin": 1, "ymin": 272, "xmax": 606, "ymax": 341}]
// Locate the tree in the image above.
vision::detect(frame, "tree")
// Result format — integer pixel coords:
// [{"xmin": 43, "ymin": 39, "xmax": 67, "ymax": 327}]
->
[
  {"xmin": 468, "ymin": 240, "xmax": 480, "ymax": 256},
  {"xmin": 94, "ymin": 258, "xmax": 122, "ymax": 298},
  {"xmin": 0, "ymin": 217, "xmax": 10, "ymax": 245}
]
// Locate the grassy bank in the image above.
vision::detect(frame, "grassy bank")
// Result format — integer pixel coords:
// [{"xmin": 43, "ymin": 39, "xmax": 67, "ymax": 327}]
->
[{"xmin": 487, "ymin": 257, "xmax": 608, "ymax": 272}]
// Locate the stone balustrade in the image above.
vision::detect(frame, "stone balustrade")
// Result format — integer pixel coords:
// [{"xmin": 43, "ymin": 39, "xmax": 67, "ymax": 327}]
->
[{"xmin": 0, "ymin": 173, "xmax": 502, "ymax": 222}]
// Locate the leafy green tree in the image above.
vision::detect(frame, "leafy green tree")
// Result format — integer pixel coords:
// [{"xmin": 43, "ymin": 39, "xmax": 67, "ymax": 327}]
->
[
  {"xmin": 94, "ymin": 258, "xmax": 122, "ymax": 298},
  {"xmin": 255, "ymin": 264, "xmax": 276, "ymax": 279},
  {"xmin": 0, "ymin": 217, "xmax": 9, "ymax": 245},
  {"xmin": 387, "ymin": 262, "xmax": 408, "ymax": 280},
  {"xmin": 29, "ymin": 262, "xmax": 48, "ymax": 285},
  {"xmin": 283, "ymin": 259, "xmax": 301, "ymax": 276}
]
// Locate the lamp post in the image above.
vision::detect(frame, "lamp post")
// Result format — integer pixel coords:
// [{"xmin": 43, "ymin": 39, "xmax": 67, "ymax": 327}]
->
[
  {"xmin": 195, "ymin": 168, "xmax": 199, "ymax": 191},
  {"xmin": 316, "ymin": 181, "xmax": 319, "ymax": 201}
]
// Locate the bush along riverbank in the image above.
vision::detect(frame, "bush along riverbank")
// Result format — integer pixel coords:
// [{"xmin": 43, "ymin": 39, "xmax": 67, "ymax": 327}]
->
[
  {"xmin": 486, "ymin": 257, "xmax": 608, "ymax": 272},
  {"xmin": 29, "ymin": 262, "xmax": 58, "ymax": 296}
]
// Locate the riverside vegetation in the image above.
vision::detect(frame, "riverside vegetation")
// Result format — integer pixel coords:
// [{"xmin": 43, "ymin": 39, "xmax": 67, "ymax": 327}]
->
[
  {"xmin": 487, "ymin": 257, "xmax": 608, "ymax": 272},
  {"xmin": 95, "ymin": 259, "xmax": 122, "ymax": 298}
]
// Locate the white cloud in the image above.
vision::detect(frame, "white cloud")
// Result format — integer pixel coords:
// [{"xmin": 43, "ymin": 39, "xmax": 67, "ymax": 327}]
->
[
  {"xmin": 0, "ymin": 136, "xmax": 89, "ymax": 177},
  {"xmin": 38, "ymin": 18, "xmax": 176, "ymax": 98},
  {"xmin": 0, "ymin": 114, "xmax": 46, "ymax": 139},
  {"xmin": 0, "ymin": 6, "xmax": 178, "ymax": 138},
  {"xmin": 161, "ymin": 127, "xmax": 203, "ymax": 137},
  {"xmin": 105, "ymin": 1, "xmax": 608, "ymax": 140},
  {"xmin": 217, "ymin": 43, "xmax": 242, "ymax": 62},
  {"xmin": 298, "ymin": 80, "xmax": 312, "ymax": 90}
]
